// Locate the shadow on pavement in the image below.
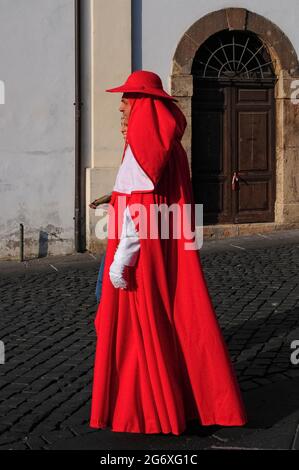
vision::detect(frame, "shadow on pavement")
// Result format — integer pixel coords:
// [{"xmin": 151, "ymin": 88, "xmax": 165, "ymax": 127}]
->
[{"xmin": 49, "ymin": 377, "xmax": 299, "ymax": 450}]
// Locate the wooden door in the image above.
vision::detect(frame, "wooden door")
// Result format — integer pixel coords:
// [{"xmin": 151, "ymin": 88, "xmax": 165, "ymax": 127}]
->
[{"xmin": 192, "ymin": 81, "xmax": 275, "ymax": 225}]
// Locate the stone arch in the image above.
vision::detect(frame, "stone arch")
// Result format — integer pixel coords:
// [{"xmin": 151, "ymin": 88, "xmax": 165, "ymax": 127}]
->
[
  {"xmin": 170, "ymin": 7, "xmax": 299, "ymax": 232},
  {"xmin": 172, "ymin": 8, "xmax": 299, "ymax": 77}
]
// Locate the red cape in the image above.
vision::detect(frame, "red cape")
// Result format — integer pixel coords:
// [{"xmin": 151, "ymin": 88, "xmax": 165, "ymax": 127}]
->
[{"xmin": 90, "ymin": 96, "xmax": 247, "ymax": 434}]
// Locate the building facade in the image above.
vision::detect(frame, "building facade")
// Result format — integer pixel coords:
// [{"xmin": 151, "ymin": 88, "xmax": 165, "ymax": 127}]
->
[
  {"xmin": 0, "ymin": 0, "xmax": 76, "ymax": 260},
  {"xmin": 1, "ymin": 0, "xmax": 299, "ymax": 259}
]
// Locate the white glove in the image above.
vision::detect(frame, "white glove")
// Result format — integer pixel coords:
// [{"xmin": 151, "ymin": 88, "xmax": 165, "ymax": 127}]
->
[
  {"xmin": 109, "ymin": 205, "xmax": 140, "ymax": 289},
  {"xmin": 109, "ymin": 259, "xmax": 128, "ymax": 289}
]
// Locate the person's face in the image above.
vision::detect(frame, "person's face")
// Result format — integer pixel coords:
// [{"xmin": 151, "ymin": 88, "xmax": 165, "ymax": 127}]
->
[
  {"xmin": 119, "ymin": 94, "xmax": 131, "ymax": 141},
  {"xmin": 119, "ymin": 94, "xmax": 131, "ymax": 121},
  {"xmin": 120, "ymin": 116, "xmax": 128, "ymax": 141}
]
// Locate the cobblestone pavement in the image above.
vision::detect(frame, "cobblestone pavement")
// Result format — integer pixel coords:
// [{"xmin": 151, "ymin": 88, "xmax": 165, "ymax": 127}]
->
[{"xmin": 0, "ymin": 230, "xmax": 299, "ymax": 450}]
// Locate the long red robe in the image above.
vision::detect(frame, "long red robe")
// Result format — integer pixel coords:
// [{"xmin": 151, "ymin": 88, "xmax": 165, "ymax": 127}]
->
[{"xmin": 89, "ymin": 95, "xmax": 247, "ymax": 434}]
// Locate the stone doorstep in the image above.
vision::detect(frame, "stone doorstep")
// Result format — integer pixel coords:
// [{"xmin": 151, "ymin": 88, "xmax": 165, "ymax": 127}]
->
[{"xmin": 202, "ymin": 222, "xmax": 299, "ymax": 240}]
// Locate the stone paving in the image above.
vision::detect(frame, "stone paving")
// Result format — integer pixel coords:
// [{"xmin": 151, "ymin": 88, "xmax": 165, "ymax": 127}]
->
[{"xmin": 0, "ymin": 230, "xmax": 299, "ymax": 450}]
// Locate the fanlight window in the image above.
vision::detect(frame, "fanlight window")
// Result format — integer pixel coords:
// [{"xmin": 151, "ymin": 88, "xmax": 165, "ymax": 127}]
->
[{"xmin": 192, "ymin": 30, "xmax": 276, "ymax": 80}]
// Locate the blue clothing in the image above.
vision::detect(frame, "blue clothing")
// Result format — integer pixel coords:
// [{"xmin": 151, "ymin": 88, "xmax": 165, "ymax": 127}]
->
[{"xmin": 95, "ymin": 252, "xmax": 106, "ymax": 304}]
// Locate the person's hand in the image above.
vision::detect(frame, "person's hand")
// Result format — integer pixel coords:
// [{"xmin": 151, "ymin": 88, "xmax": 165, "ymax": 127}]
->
[
  {"xmin": 109, "ymin": 259, "xmax": 128, "ymax": 289},
  {"xmin": 89, "ymin": 194, "xmax": 112, "ymax": 209}
]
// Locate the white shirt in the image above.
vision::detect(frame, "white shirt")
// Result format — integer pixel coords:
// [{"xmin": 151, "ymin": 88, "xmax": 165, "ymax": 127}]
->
[
  {"xmin": 110, "ymin": 143, "xmax": 154, "ymax": 280},
  {"xmin": 113, "ymin": 144, "xmax": 154, "ymax": 193}
]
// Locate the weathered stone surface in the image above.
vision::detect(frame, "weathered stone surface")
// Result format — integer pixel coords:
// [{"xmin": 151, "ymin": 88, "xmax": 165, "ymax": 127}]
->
[
  {"xmin": 170, "ymin": 75, "xmax": 193, "ymax": 97},
  {"xmin": 185, "ymin": 9, "xmax": 228, "ymax": 52},
  {"xmin": 175, "ymin": 96, "xmax": 192, "ymax": 117},
  {"xmin": 282, "ymin": 97, "xmax": 299, "ymax": 150},
  {"xmin": 246, "ymin": 11, "xmax": 299, "ymax": 76},
  {"xmin": 226, "ymin": 7, "xmax": 247, "ymax": 30},
  {"xmin": 172, "ymin": 33, "xmax": 199, "ymax": 73}
]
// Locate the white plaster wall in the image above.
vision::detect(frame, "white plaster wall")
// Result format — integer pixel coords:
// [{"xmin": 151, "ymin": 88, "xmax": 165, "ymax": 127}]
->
[
  {"xmin": 0, "ymin": 0, "xmax": 75, "ymax": 259},
  {"xmin": 86, "ymin": 0, "xmax": 131, "ymax": 253},
  {"xmin": 91, "ymin": 0, "xmax": 132, "ymax": 169},
  {"xmin": 133, "ymin": 0, "xmax": 299, "ymax": 90}
]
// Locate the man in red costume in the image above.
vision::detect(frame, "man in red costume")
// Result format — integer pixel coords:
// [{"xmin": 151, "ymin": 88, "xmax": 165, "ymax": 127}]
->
[{"xmin": 90, "ymin": 70, "xmax": 247, "ymax": 435}]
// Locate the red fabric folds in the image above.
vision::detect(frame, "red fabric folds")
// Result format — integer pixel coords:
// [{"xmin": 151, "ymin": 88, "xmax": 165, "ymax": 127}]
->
[
  {"xmin": 126, "ymin": 95, "xmax": 186, "ymax": 189},
  {"xmin": 90, "ymin": 95, "xmax": 247, "ymax": 434}
]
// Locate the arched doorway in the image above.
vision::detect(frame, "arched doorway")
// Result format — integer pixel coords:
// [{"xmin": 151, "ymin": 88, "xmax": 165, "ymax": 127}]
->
[
  {"xmin": 171, "ymin": 8, "xmax": 299, "ymax": 235},
  {"xmin": 191, "ymin": 29, "xmax": 276, "ymax": 224}
]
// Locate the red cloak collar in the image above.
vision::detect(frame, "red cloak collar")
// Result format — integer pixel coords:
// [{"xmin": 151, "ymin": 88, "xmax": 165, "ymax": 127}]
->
[{"xmin": 124, "ymin": 95, "xmax": 187, "ymax": 188}]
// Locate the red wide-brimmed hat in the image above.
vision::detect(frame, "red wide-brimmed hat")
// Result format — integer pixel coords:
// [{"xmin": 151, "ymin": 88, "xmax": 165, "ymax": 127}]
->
[{"xmin": 106, "ymin": 70, "xmax": 177, "ymax": 101}]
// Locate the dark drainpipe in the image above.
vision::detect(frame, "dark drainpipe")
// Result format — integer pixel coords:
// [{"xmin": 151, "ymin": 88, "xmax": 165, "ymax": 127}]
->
[{"xmin": 74, "ymin": 0, "xmax": 85, "ymax": 252}]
